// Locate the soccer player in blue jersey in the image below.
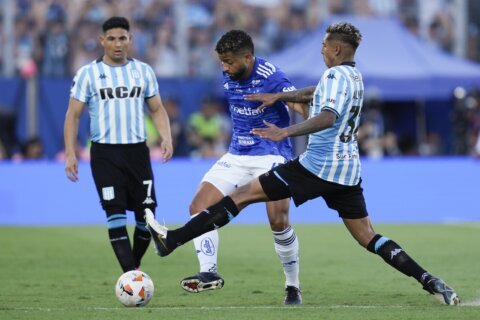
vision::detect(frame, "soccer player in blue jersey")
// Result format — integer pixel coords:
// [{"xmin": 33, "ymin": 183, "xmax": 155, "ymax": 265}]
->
[
  {"xmin": 64, "ymin": 17, "xmax": 173, "ymax": 272},
  {"xmin": 178, "ymin": 30, "xmax": 306, "ymax": 304},
  {"xmin": 146, "ymin": 22, "xmax": 460, "ymax": 305}
]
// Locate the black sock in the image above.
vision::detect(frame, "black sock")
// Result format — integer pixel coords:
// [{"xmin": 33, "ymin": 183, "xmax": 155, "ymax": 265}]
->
[
  {"xmin": 167, "ymin": 196, "xmax": 239, "ymax": 248},
  {"xmin": 367, "ymin": 234, "xmax": 427, "ymax": 282},
  {"xmin": 109, "ymin": 226, "xmax": 135, "ymax": 272},
  {"xmin": 132, "ymin": 227, "xmax": 151, "ymax": 269}
]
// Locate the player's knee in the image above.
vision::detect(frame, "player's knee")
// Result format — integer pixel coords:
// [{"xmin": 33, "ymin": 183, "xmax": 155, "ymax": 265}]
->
[
  {"xmin": 189, "ymin": 201, "xmax": 204, "ymax": 216},
  {"xmin": 105, "ymin": 207, "xmax": 127, "ymax": 229},
  {"xmin": 268, "ymin": 213, "xmax": 289, "ymax": 231}
]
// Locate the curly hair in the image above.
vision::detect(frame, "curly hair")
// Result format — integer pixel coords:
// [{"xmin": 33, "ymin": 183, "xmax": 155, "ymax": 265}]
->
[
  {"xmin": 102, "ymin": 16, "xmax": 130, "ymax": 33},
  {"xmin": 326, "ymin": 22, "xmax": 362, "ymax": 49},
  {"xmin": 215, "ymin": 30, "xmax": 254, "ymax": 55}
]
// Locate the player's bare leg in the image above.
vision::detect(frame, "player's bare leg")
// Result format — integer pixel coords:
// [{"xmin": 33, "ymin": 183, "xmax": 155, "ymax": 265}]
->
[{"xmin": 343, "ymin": 217, "xmax": 460, "ymax": 305}]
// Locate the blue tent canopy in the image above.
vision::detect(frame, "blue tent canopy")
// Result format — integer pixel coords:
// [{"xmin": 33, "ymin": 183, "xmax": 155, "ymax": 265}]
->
[{"xmin": 268, "ymin": 17, "xmax": 480, "ymax": 100}]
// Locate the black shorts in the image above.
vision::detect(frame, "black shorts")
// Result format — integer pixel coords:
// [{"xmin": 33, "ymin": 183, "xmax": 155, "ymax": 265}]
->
[
  {"xmin": 90, "ymin": 141, "xmax": 157, "ymax": 212},
  {"xmin": 259, "ymin": 158, "xmax": 368, "ymax": 219}
]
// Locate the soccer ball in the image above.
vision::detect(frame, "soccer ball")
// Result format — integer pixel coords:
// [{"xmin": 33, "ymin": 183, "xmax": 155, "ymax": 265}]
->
[{"xmin": 115, "ymin": 270, "xmax": 154, "ymax": 307}]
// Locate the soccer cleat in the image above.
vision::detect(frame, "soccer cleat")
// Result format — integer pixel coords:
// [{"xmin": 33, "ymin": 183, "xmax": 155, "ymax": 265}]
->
[
  {"xmin": 180, "ymin": 272, "xmax": 225, "ymax": 293},
  {"xmin": 144, "ymin": 209, "xmax": 172, "ymax": 257},
  {"xmin": 284, "ymin": 286, "xmax": 302, "ymax": 305},
  {"xmin": 422, "ymin": 276, "xmax": 460, "ymax": 305}
]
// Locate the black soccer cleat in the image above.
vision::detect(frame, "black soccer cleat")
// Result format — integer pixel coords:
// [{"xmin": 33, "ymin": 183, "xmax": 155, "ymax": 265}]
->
[
  {"xmin": 144, "ymin": 209, "xmax": 172, "ymax": 257},
  {"xmin": 422, "ymin": 276, "xmax": 460, "ymax": 305},
  {"xmin": 284, "ymin": 286, "xmax": 302, "ymax": 305},
  {"xmin": 180, "ymin": 272, "xmax": 225, "ymax": 293}
]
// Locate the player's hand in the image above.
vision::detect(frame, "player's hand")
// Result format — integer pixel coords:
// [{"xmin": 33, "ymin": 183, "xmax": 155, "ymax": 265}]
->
[
  {"xmin": 251, "ymin": 120, "xmax": 288, "ymax": 142},
  {"xmin": 159, "ymin": 139, "xmax": 173, "ymax": 163},
  {"xmin": 65, "ymin": 154, "xmax": 79, "ymax": 182},
  {"xmin": 244, "ymin": 93, "xmax": 278, "ymax": 111}
]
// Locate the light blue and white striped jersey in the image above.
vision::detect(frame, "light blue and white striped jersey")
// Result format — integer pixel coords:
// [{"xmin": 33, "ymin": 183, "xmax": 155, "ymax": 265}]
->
[
  {"xmin": 70, "ymin": 57, "xmax": 158, "ymax": 144},
  {"xmin": 299, "ymin": 62, "xmax": 364, "ymax": 186}
]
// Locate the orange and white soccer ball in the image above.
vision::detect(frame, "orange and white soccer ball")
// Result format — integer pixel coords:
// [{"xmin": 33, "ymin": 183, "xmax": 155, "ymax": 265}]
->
[{"xmin": 115, "ymin": 270, "xmax": 154, "ymax": 307}]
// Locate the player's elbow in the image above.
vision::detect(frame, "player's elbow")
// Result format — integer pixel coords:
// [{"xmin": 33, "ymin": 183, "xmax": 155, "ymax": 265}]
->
[{"xmin": 319, "ymin": 110, "xmax": 336, "ymax": 128}]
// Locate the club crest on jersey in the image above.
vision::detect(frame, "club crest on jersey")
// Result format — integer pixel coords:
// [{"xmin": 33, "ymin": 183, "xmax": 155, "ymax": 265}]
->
[
  {"xmin": 130, "ymin": 69, "xmax": 141, "ymax": 79},
  {"xmin": 99, "ymin": 86, "xmax": 142, "ymax": 100}
]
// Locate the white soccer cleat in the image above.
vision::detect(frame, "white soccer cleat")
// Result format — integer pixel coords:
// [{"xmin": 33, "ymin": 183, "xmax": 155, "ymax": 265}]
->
[{"xmin": 144, "ymin": 209, "xmax": 171, "ymax": 256}]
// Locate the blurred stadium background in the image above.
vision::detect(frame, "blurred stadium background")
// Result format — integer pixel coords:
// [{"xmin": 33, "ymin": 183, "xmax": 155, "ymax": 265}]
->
[{"xmin": 0, "ymin": 0, "xmax": 479, "ymax": 225}]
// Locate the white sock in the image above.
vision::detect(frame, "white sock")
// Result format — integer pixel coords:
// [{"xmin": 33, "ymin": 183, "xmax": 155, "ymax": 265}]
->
[
  {"xmin": 193, "ymin": 223, "xmax": 219, "ymax": 273},
  {"xmin": 273, "ymin": 226, "xmax": 300, "ymax": 288}
]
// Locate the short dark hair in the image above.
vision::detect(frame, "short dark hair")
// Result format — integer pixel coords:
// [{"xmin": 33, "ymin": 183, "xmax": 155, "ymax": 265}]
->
[
  {"xmin": 326, "ymin": 22, "xmax": 362, "ymax": 49},
  {"xmin": 102, "ymin": 16, "xmax": 130, "ymax": 33},
  {"xmin": 215, "ymin": 30, "xmax": 254, "ymax": 55}
]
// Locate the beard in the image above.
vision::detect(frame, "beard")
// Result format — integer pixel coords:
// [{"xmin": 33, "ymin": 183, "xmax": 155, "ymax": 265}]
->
[{"xmin": 228, "ymin": 65, "xmax": 247, "ymax": 81}]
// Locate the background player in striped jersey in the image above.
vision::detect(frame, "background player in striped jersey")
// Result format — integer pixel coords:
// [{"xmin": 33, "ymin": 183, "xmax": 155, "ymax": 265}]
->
[
  {"xmin": 145, "ymin": 22, "xmax": 460, "ymax": 305},
  {"xmin": 64, "ymin": 17, "xmax": 173, "ymax": 272},
  {"xmin": 178, "ymin": 30, "xmax": 307, "ymax": 304}
]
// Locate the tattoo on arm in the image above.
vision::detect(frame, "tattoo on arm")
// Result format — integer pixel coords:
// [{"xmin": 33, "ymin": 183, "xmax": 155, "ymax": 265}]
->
[{"xmin": 278, "ymin": 86, "xmax": 315, "ymax": 103}]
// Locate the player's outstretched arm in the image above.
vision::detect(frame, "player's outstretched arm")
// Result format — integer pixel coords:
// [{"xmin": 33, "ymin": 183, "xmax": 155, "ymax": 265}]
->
[
  {"xmin": 64, "ymin": 97, "xmax": 85, "ymax": 182},
  {"xmin": 147, "ymin": 95, "xmax": 173, "ymax": 162},
  {"xmin": 252, "ymin": 110, "xmax": 336, "ymax": 141},
  {"xmin": 245, "ymin": 86, "xmax": 316, "ymax": 111}
]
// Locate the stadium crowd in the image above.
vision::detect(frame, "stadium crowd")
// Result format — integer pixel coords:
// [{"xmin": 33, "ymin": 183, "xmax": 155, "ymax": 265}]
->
[
  {"xmin": 0, "ymin": 0, "xmax": 479, "ymax": 160},
  {"xmin": 3, "ymin": 0, "xmax": 479, "ymax": 78}
]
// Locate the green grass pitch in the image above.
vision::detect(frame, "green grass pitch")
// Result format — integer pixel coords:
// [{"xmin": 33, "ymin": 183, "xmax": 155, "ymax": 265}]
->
[{"xmin": 0, "ymin": 224, "xmax": 479, "ymax": 320}]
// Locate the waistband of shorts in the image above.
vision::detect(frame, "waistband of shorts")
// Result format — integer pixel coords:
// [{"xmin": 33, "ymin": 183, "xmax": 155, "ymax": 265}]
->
[{"xmin": 91, "ymin": 141, "xmax": 146, "ymax": 150}]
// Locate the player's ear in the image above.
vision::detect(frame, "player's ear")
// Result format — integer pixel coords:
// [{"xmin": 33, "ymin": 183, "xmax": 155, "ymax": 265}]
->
[
  {"xmin": 334, "ymin": 43, "xmax": 342, "ymax": 56},
  {"xmin": 244, "ymin": 52, "xmax": 254, "ymax": 63}
]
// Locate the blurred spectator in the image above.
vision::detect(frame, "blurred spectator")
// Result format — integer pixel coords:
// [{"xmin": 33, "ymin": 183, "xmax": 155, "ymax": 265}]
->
[
  {"xmin": 5, "ymin": 0, "xmax": 478, "ymax": 78},
  {"xmin": 148, "ymin": 24, "xmax": 182, "ymax": 76},
  {"xmin": 70, "ymin": 20, "xmax": 102, "ymax": 74},
  {"xmin": 37, "ymin": 18, "xmax": 69, "ymax": 77},
  {"xmin": 418, "ymin": 131, "xmax": 443, "ymax": 156},
  {"xmin": 14, "ymin": 17, "xmax": 36, "ymax": 76},
  {"xmin": 427, "ymin": 11, "xmax": 454, "ymax": 52},
  {"xmin": 163, "ymin": 97, "xmax": 189, "ymax": 157},
  {"xmin": 189, "ymin": 27, "xmax": 217, "ymax": 77},
  {"xmin": 186, "ymin": 97, "xmax": 228, "ymax": 158},
  {"xmin": 398, "ymin": 133, "xmax": 418, "ymax": 156},
  {"xmin": 12, "ymin": 137, "xmax": 45, "ymax": 161}
]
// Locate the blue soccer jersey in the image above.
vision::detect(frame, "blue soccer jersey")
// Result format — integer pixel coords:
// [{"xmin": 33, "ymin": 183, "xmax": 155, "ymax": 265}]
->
[
  {"xmin": 299, "ymin": 63, "xmax": 364, "ymax": 186},
  {"xmin": 224, "ymin": 57, "xmax": 294, "ymax": 159},
  {"xmin": 70, "ymin": 58, "xmax": 158, "ymax": 144}
]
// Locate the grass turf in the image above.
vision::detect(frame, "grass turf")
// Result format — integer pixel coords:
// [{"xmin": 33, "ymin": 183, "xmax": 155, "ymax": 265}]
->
[{"xmin": 0, "ymin": 224, "xmax": 479, "ymax": 320}]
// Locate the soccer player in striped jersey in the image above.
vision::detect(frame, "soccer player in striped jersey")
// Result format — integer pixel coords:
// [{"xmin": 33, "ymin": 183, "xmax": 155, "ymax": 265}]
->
[
  {"xmin": 146, "ymin": 22, "xmax": 459, "ymax": 305},
  {"xmin": 64, "ymin": 17, "xmax": 173, "ymax": 273},
  {"xmin": 178, "ymin": 30, "xmax": 306, "ymax": 304}
]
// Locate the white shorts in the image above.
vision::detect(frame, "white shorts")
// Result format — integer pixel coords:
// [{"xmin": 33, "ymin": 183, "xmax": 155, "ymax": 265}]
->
[{"xmin": 201, "ymin": 153, "xmax": 288, "ymax": 196}]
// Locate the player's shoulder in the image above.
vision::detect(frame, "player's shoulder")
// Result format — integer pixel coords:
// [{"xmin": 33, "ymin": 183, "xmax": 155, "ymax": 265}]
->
[
  {"xmin": 322, "ymin": 66, "xmax": 346, "ymax": 79},
  {"xmin": 254, "ymin": 57, "xmax": 286, "ymax": 80},
  {"xmin": 128, "ymin": 57, "xmax": 149, "ymax": 68},
  {"xmin": 72, "ymin": 59, "xmax": 99, "ymax": 79}
]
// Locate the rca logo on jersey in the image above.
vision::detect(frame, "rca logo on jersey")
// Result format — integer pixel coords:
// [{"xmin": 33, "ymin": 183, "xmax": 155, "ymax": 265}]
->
[{"xmin": 99, "ymin": 86, "xmax": 142, "ymax": 100}]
